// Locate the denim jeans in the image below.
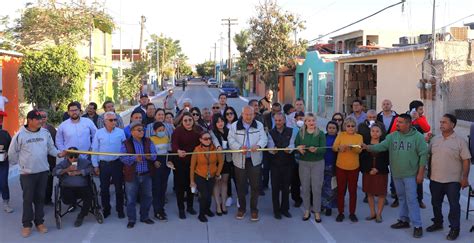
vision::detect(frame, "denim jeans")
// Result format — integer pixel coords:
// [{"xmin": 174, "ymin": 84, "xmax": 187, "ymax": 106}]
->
[
  {"xmin": 429, "ymin": 180, "xmax": 461, "ymax": 229},
  {"xmin": 0, "ymin": 162, "xmax": 10, "ymax": 200},
  {"xmin": 152, "ymin": 157, "xmax": 170, "ymax": 214},
  {"xmin": 125, "ymin": 174, "xmax": 152, "ymax": 222},
  {"xmin": 393, "ymin": 177, "xmax": 422, "ymax": 227}
]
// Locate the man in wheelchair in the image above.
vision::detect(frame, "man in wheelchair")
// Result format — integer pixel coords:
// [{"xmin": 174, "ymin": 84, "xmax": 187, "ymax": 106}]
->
[{"xmin": 53, "ymin": 147, "xmax": 93, "ymax": 227}]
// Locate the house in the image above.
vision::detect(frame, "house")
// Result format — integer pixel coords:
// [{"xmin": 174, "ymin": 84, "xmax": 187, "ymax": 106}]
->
[
  {"xmin": 295, "ymin": 51, "xmax": 340, "ymax": 121},
  {"xmin": 0, "ymin": 49, "xmax": 23, "ymax": 135}
]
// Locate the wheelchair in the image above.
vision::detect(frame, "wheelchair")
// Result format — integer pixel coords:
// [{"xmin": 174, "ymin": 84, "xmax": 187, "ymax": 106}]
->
[{"xmin": 54, "ymin": 175, "xmax": 104, "ymax": 229}]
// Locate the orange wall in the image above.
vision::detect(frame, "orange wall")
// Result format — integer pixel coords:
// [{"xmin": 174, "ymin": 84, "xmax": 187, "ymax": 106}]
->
[{"xmin": 1, "ymin": 56, "xmax": 21, "ymax": 136}]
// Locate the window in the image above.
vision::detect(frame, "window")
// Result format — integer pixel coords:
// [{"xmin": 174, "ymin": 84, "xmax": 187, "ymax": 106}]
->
[{"xmin": 317, "ymin": 72, "xmax": 334, "ymax": 118}]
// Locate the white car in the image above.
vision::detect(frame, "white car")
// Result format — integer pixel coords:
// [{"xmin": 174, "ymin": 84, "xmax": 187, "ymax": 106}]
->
[{"xmin": 207, "ymin": 78, "xmax": 218, "ymax": 88}]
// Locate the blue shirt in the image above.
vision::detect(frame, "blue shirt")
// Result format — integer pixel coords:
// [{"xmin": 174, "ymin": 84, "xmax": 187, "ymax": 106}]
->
[
  {"xmin": 348, "ymin": 112, "xmax": 367, "ymax": 126},
  {"xmin": 124, "ymin": 125, "xmax": 147, "ymax": 139},
  {"xmin": 91, "ymin": 127, "xmax": 126, "ymax": 167},
  {"xmin": 120, "ymin": 138, "xmax": 157, "ymax": 173},
  {"xmin": 56, "ymin": 118, "xmax": 97, "ymax": 158}
]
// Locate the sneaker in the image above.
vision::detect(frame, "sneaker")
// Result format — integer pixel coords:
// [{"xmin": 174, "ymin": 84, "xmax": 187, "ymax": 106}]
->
[
  {"xmin": 349, "ymin": 214, "xmax": 358, "ymax": 222},
  {"xmin": 126, "ymin": 222, "xmax": 135, "ymax": 228},
  {"xmin": 413, "ymin": 227, "xmax": 423, "ymax": 238},
  {"xmin": 426, "ymin": 223, "xmax": 443, "ymax": 232},
  {"xmin": 336, "ymin": 214, "xmax": 345, "ymax": 222},
  {"xmin": 446, "ymin": 228, "xmax": 459, "ymax": 241},
  {"xmin": 236, "ymin": 210, "xmax": 245, "ymax": 220},
  {"xmin": 198, "ymin": 214, "xmax": 208, "ymax": 223},
  {"xmin": 418, "ymin": 201, "xmax": 426, "ymax": 209},
  {"xmin": 391, "ymin": 220, "xmax": 410, "ymax": 229},
  {"xmin": 21, "ymin": 227, "xmax": 32, "ymax": 238},
  {"xmin": 250, "ymin": 212, "xmax": 259, "ymax": 222},
  {"xmin": 225, "ymin": 197, "xmax": 233, "ymax": 207},
  {"xmin": 155, "ymin": 213, "xmax": 168, "ymax": 222},
  {"xmin": 391, "ymin": 199, "xmax": 399, "ymax": 208},
  {"xmin": 206, "ymin": 210, "xmax": 215, "ymax": 217},
  {"xmin": 140, "ymin": 219, "xmax": 155, "ymax": 224},
  {"xmin": 36, "ymin": 224, "xmax": 48, "ymax": 234},
  {"xmin": 3, "ymin": 200, "xmax": 13, "ymax": 213}
]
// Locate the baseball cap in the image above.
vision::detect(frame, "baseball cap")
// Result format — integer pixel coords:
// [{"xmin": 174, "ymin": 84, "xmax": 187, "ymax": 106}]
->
[
  {"xmin": 27, "ymin": 110, "xmax": 43, "ymax": 120},
  {"xmin": 140, "ymin": 93, "xmax": 148, "ymax": 99},
  {"xmin": 130, "ymin": 121, "xmax": 144, "ymax": 130}
]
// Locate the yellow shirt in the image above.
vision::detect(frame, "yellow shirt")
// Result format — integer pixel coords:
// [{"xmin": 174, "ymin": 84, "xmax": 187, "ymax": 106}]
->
[{"xmin": 332, "ymin": 132, "xmax": 363, "ymax": 170}]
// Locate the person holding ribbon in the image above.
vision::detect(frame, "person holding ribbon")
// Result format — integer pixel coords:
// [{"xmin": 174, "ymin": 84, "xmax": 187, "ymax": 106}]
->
[
  {"xmin": 190, "ymin": 131, "xmax": 224, "ymax": 222},
  {"xmin": 332, "ymin": 117, "xmax": 363, "ymax": 223},
  {"xmin": 294, "ymin": 113, "xmax": 326, "ymax": 223}
]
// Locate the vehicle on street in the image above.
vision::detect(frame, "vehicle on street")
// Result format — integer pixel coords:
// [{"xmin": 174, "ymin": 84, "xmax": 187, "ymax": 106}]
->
[
  {"xmin": 220, "ymin": 81, "xmax": 239, "ymax": 97},
  {"xmin": 207, "ymin": 78, "xmax": 218, "ymax": 88},
  {"xmin": 176, "ymin": 78, "xmax": 187, "ymax": 87}
]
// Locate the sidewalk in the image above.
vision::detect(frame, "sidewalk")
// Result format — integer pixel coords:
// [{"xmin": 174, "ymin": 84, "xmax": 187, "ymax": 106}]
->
[{"xmin": 119, "ymin": 89, "xmax": 169, "ymax": 126}]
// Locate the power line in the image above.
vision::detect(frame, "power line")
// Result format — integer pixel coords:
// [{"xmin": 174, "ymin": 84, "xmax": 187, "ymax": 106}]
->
[
  {"xmin": 438, "ymin": 13, "xmax": 474, "ymax": 30},
  {"xmin": 308, "ymin": 0, "xmax": 406, "ymax": 43}
]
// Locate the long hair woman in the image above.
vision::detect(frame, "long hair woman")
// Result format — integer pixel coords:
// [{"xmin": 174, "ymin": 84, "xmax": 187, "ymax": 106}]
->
[
  {"xmin": 190, "ymin": 107, "xmax": 209, "ymax": 131},
  {"xmin": 321, "ymin": 121, "xmax": 339, "ymax": 216},
  {"xmin": 171, "ymin": 112, "xmax": 202, "ymax": 219}
]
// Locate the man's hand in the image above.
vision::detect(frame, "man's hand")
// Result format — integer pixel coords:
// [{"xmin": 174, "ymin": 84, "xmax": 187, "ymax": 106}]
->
[
  {"xmin": 241, "ymin": 146, "xmax": 248, "ymax": 154},
  {"xmin": 67, "ymin": 164, "xmax": 77, "ymax": 172},
  {"xmin": 216, "ymin": 174, "xmax": 222, "ymax": 181},
  {"xmin": 416, "ymin": 173, "xmax": 424, "ymax": 184},
  {"xmin": 57, "ymin": 151, "xmax": 67, "ymax": 158},
  {"xmin": 369, "ymin": 168, "xmax": 378, "ymax": 175},
  {"xmin": 269, "ymin": 149, "xmax": 277, "ymax": 155},
  {"xmin": 166, "ymin": 161, "xmax": 175, "ymax": 170},
  {"xmin": 154, "ymin": 161, "xmax": 161, "ymax": 168},
  {"xmin": 297, "ymin": 145, "xmax": 305, "ymax": 155},
  {"xmin": 177, "ymin": 149, "xmax": 186, "ymax": 158},
  {"xmin": 308, "ymin": 146, "xmax": 317, "ymax": 153},
  {"xmin": 361, "ymin": 144, "xmax": 369, "ymax": 150},
  {"xmin": 250, "ymin": 145, "xmax": 260, "ymax": 152},
  {"xmin": 216, "ymin": 146, "xmax": 223, "ymax": 151},
  {"xmin": 94, "ymin": 167, "xmax": 100, "ymax": 176},
  {"xmin": 460, "ymin": 177, "xmax": 469, "ymax": 189}
]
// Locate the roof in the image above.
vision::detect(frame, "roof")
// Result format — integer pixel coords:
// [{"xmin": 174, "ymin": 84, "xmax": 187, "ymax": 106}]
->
[
  {"xmin": 0, "ymin": 49, "xmax": 23, "ymax": 57},
  {"xmin": 334, "ymin": 43, "xmax": 429, "ymax": 61}
]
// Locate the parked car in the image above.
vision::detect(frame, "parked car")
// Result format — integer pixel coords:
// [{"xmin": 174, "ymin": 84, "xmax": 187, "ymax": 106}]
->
[
  {"xmin": 207, "ymin": 78, "xmax": 218, "ymax": 88},
  {"xmin": 176, "ymin": 78, "xmax": 187, "ymax": 86},
  {"xmin": 220, "ymin": 82, "xmax": 239, "ymax": 97}
]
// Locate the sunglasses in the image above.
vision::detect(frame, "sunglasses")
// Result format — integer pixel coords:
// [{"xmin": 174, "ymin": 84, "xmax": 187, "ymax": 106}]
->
[
  {"xmin": 183, "ymin": 119, "xmax": 193, "ymax": 123},
  {"xmin": 334, "ymin": 118, "xmax": 343, "ymax": 121},
  {"xmin": 226, "ymin": 112, "xmax": 234, "ymax": 116},
  {"xmin": 107, "ymin": 119, "xmax": 117, "ymax": 122},
  {"xmin": 201, "ymin": 137, "xmax": 212, "ymax": 141},
  {"xmin": 68, "ymin": 154, "xmax": 79, "ymax": 159},
  {"xmin": 346, "ymin": 125, "xmax": 355, "ymax": 128},
  {"xmin": 212, "ymin": 106, "xmax": 220, "ymax": 109},
  {"xmin": 192, "ymin": 113, "xmax": 200, "ymax": 116}
]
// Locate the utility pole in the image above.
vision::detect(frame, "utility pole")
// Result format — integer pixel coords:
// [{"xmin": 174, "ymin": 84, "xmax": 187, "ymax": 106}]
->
[
  {"xmin": 156, "ymin": 41, "xmax": 160, "ymax": 90},
  {"xmin": 139, "ymin": 15, "xmax": 146, "ymax": 54},
  {"xmin": 213, "ymin": 42, "xmax": 217, "ymax": 78},
  {"xmin": 221, "ymin": 18, "xmax": 238, "ymax": 77}
]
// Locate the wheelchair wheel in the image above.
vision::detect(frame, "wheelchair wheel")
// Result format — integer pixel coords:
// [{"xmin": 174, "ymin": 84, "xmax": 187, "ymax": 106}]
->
[{"xmin": 95, "ymin": 209, "xmax": 104, "ymax": 224}]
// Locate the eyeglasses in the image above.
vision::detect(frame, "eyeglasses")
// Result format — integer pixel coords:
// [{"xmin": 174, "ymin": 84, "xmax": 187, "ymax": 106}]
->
[
  {"xmin": 212, "ymin": 106, "xmax": 220, "ymax": 109},
  {"xmin": 192, "ymin": 113, "xmax": 200, "ymax": 117},
  {"xmin": 68, "ymin": 154, "xmax": 79, "ymax": 159},
  {"xmin": 107, "ymin": 119, "xmax": 117, "ymax": 122},
  {"xmin": 346, "ymin": 125, "xmax": 355, "ymax": 128},
  {"xmin": 133, "ymin": 129, "xmax": 144, "ymax": 132},
  {"xmin": 334, "ymin": 118, "xmax": 343, "ymax": 121},
  {"xmin": 225, "ymin": 112, "xmax": 234, "ymax": 116},
  {"xmin": 201, "ymin": 137, "xmax": 212, "ymax": 141},
  {"xmin": 183, "ymin": 119, "xmax": 193, "ymax": 123}
]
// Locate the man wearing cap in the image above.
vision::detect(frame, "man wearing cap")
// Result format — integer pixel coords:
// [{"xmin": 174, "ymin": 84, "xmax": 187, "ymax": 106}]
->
[
  {"xmin": 56, "ymin": 102, "xmax": 97, "ymax": 159},
  {"xmin": 91, "ymin": 111, "xmax": 126, "ymax": 219},
  {"xmin": 8, "ymin": 110, "xmax": 66, "ymax": 238},
  {"xmin": 120, "ymin": 121, "xmax": 157, "ymax": 228},
  {"xmin": 163, "ymin": 89, "xmax": 177, "ymax": 115},
  {"xmin": 133, "ymin": 94, "xmax": 150, "ymax": 120}
]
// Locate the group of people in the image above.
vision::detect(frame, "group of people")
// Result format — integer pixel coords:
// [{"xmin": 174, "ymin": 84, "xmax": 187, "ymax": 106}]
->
[{"xmin": 0, "ymin": 88, "xmax": 472, "ymax": 241}]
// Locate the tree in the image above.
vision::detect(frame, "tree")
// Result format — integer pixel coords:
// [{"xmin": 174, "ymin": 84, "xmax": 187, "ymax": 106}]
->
[
  {"xmin": 248, "ymin": 0, "xmax": 307, "ymax": 90},
  {"xmin": 2, "ymin": 1, "xmax": 114, "ymax": 49},
  {"xmin": 118, "ymin": 60, "xmax": 147, "ymax": 105},
  {"xmin": 147, "ymin": 34, "xmax": 183, "ymax": 79},
  {"xmin": 19, "ymin": 45, "xmax": 87, "ymax": 111},
  {"xmin": 233, "ymin": 30, "xmax": 251, "ymax": 91},
  {"xmin": 196, "ymin": 61, "xmax": 216, "ymax": 78}
]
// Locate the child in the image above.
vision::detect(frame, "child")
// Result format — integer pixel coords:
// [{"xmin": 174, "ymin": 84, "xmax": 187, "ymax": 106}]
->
[{"xmin": 321, "ymin": 121, "xmax": 339, "ymax": 216}]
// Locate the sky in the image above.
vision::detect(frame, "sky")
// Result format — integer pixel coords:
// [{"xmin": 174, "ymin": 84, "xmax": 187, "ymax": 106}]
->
[{"xmin": 2, "ymin": 0, "xmax": 474, "ymax": 65}]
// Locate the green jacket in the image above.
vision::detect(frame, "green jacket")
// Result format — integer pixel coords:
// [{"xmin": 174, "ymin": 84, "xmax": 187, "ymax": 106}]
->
[
  {"xmin": 294, "ymin": 129, "xmax": 326, "ymax": 162},
  {"xmin": 369, "ymin": 127, "xmax": 428, "ymax": 178}
]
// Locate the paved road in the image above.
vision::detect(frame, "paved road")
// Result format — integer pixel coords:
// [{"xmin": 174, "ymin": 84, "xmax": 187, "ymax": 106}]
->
[{"xmin": 1, "ymin": 79, "xmax": 473, "ymax": 243}]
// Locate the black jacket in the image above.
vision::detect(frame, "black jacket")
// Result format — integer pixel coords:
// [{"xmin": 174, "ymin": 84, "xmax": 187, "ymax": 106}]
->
[
  {"xmin": 0, "ymin": 130, "xmax": 11, "ymax": 163},
  {"xmin": 268, "ymin": 127, "xmax": 294, "ymax": 166},
  {"xmin": 376, "ymin": 111, "xmax": 398, "ymax": 134},
  {"xmin": 359, "ymin": 148, "xmax": 389, "ymax": 174},
  {"xmin": 357, "ymin": 120, "xmax": 386, "ymax": 145}
]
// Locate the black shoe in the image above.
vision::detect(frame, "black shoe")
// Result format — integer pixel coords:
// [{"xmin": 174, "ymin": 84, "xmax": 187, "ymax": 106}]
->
[
  {"xmin": 140, "ymin": 219, "xmax": 155, "ymax": 225},
  {"xmin": 391, "ymin": 192, "xmax": 397, "ymax": 199},
  {"xmin": 336, "ymin": 214, "xmax": 345, "ymax": 222},
  {"xmin": 281, "ymin": 211, "xmax": 292, "ymax": 218},
  {"xmin": 154, "ymin": 213, "xmax": 168, "ymax": 222},
  {"xmin": 325, "ymin": 209, "xmax": 332, "ymax": 216},
  {"xmin": 118, "ymin": 211, "xmax": 125, "ymax": 219},
  {"xmin": 426, "ymin": 223, "xmax": 443, "ymax": 232},
  {"xmin": 413, "ymin": 227, "xmax": 423, "ymax": 238},
  {"xmin": 187, "ymin": 208, "xmax": 197, "ymax": 215},
  {"xmin": 222, "ymin": 210, "xmax": 228, "ymax": 215},
  {"xmin": 349, "ymin": 214, "xmax": 358, "ymax": 222},
  {"xmin": 127, "ymin": 222, "xmax": 135, "ymax": 228},
  {"xmin": 216, "ymin": 211, "xmax": 223, "ymax": 216},
  {"xmin": 294, "ymin": 200, "xmax": 302, "ymax": 208},
  {"xmin": 206, "ymin": 210, "xmax": 215, "ymax": 217},
  {"xmin": 179, "ymin": 210, "xmax": 186, "ymax": 219},
  {"xmin": 446, "ymin": 228, "xmax": 459, "ymax": 241},
  {"xmin": 274, "ymin": 213, "xmax": 282, "ymax": 220},
  {"xmin": 198, "ymin": 214, "xmax": 208, "ymax": 223},
  {"xmin": 418, "ymin": 201, "xmax": 426, "ymax": 209},
  {"xmin": 74, "ymin": 215, "xmax": 84, "ymax": 227},
  {"xmin": 103, "ymin": 211, "xmax": 111, "ymax": 219},
  {"xmin": 391, "ymin": 220, "xmax": 410, "ymax": 229},
  {"xmin": 391, "ymin": 199, "xmax": 399, "ymax": 208},
  {"xmin": 315, "ymin": 214, "xmax": 322, "ymax": 223}
]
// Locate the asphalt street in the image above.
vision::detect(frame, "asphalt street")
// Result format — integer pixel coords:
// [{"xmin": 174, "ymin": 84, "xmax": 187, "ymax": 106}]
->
[{"xmin": 0, "ymin": 79, "xmax": 473, "ymax": 243}]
